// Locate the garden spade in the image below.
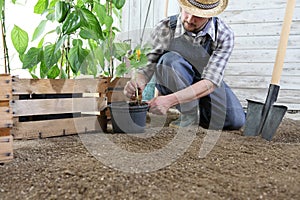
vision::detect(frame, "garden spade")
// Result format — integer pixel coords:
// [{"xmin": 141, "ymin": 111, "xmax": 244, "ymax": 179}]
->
[{"xmin": 243, "ymin": 0, "xmax": 296, "ymax": 141}]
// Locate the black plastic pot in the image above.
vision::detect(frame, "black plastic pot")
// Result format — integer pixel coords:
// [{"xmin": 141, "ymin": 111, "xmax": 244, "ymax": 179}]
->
[{"xmin": 108, "ymin": 101, "xmax": 149, "ymax": 133}]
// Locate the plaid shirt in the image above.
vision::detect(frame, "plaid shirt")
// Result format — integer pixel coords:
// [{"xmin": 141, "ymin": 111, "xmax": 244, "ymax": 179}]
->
[{"xmin": 139, "ymin": 14, "xmax": 234, "ymax": 87}]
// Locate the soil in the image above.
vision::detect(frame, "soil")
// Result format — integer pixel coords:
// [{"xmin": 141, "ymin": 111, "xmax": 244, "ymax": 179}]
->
[{"xmin": 1, "ymin": 114, "xmax": 300, "ymax": 200}]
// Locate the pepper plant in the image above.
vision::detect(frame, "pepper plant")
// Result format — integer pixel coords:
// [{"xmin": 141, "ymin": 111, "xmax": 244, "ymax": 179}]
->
[{"xmin": 10, "ymin": 0, "xmax": 144, "ymax": 79}]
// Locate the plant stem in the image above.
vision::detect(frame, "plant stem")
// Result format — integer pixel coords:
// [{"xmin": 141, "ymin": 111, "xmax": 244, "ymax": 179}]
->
[
  {"xmin": 66, "ymin": 35, "xmax": 71, "ymax": 78},
  {"xmin": 1, "ymin": 2, "xmax": 10, "ymax": 74},
  {"xmin": 108, "ymin": 0, "xmax": 113, "ymax": 77},
  {"xmin": 134, "ymin": 69, "xmax": 141, "ymax": 105},
  {"xmin": 60, "ymin": 43, "xmax": 65, "ymax": 78}
]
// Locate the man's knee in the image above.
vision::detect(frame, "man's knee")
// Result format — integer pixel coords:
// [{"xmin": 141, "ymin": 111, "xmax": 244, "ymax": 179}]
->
[{"xmin": 158, "ymin": 52, "xmax": 181, "ymax": 69}]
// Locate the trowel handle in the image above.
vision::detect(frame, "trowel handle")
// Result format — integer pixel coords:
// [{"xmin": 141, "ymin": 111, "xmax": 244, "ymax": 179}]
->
[{"xmin": 271, "ymin": 0, "xmax": 296, "ymax": 85}]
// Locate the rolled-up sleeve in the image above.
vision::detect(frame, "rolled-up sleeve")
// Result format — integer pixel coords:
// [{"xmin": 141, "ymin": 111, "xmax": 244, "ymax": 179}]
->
[
  {"xmin": 138, "ymin": 19, "xmax": 172, "ymax": 82},
  {"xmin": 201, "ymin": 21, "xmax": 234, "ymax": 87}
]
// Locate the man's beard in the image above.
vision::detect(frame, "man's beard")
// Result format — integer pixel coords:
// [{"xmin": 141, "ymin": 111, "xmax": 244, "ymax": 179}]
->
[{"xmin": 183, "ymin": 21, "xmax": 199, "ymax": 32}]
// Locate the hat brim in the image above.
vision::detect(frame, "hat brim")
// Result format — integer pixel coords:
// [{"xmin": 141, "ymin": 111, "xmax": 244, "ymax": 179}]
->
[{"xmin": 177, "ymin": 0, "xmax": 228, "ymax": 17}]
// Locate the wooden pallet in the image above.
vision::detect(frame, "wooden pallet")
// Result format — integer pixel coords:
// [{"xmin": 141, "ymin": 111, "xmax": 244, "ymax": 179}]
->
[
  {"xmin": 11, "ymin": 77, "xmax": 108, "ymax": 139},
  {"xmin": 0, "ymin": 74, "xmax": 13, "ymax": 163}
]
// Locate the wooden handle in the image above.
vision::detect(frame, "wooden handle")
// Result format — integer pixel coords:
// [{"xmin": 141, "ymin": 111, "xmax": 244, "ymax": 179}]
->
[
  {"xmin": 271, "ymin": 0, "xmax": 296, "ymax": 85},
  {"xmin": 164, "ymin": 0, "xmax": 169, "ymax": 17}
]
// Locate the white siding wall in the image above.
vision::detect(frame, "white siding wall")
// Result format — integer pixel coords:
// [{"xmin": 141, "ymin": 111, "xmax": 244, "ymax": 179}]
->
[{"xmin": 122, "ymin": 0, "xmax": 300, "ymax": 110}]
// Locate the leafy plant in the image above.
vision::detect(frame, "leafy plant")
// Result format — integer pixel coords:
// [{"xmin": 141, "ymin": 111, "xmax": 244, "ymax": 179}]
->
[
  {"xmin": 115, "ymin": 43, "xmax": 151, "ymax": 77},
  {"xmin": 10, "ymin": 0, "xmax": 134, "ymax": 79}
]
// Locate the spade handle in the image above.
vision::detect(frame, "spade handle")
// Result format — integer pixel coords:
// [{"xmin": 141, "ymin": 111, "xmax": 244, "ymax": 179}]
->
[{"xmin": 271, "ymin": 0, "xmax": 296, "ymax": 85}]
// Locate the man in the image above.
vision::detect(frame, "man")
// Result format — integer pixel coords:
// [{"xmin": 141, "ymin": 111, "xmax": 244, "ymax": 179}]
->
[{"xmin": 124, "ymin": 0, "xmax": 245, "ymax": 130}]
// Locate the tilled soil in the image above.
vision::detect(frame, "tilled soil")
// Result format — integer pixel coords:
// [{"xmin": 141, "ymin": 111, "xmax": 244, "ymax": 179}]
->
[{"xmin": 0, "ymin": 117, "xmax": 300, "ymax": 200}]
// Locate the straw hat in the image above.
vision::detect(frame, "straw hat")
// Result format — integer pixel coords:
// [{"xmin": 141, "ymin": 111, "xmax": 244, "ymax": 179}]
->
[{"xmin": 177, "ymin": 0, "xmax": 228, "ymax": 17}]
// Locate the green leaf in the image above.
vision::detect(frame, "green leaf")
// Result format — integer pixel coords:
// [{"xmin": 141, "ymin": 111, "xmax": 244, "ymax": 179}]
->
[
  {"xmin": 113, "ymin": 42, "xmax": 130, "ymax": 60},
  {"xmin": 37, "ymin": 37, "xmax": 45, "ymax": 48},
  {"xmin": 89, "ymin": 61, "xmax": 98, "ymax": 77},
  {"xmin": 46, "ymin": 10, "xmax": 56, "ymax": 21},
  {"xmin": 76, "ymin": 0, "xmax": 84, "ymax": 7},
  {"xmin": 115, "ymin": 62, "xmax": 128, "ymax": 77},
  {"xmin": 60, "ymin": 69, "xmax": 68, "ymax": 79},
  {"xmin": 94, "ymin": 47, "xmax": 105, "ymax": 69},
  {"xmin": 28, "ymin": 65, "xmax": 38, "ymax": 78},
  {"xmin": 47, "ymin": 65, "xmax": 60, "ymax": 79},
  {"xmin": 113, "ymin": 0, "xmax": 126, "ymax": 9},
  {"xmin": 49, "ymin": 0, "xmax": 59, "ymax": 8},
  {"xmin": 30, "ymin": 73, "xmax": 39, "ymax": 79},
  {"xmin": 130, "ymin": 54, "xmax": 148, "ymax": 69},
  {"xmin": 55, "ymin": 1, "xmax": 70, "ymax": 23},
  {"xmin": 68, "ymin": 39, "xmax": 90, "ymax": 74},
  {"xmin": 34, "ymin": 0, "xmax": 48, "ymax": 14},
  {"xmin": 32, "ymin": 20, "xmax": 47, "ymax": 41},
  {"xmin": 0, "ymin": 0, "xmax": 3, "ymax": 19},
  {"xmin": 103, "ymin": 15, "xmax": 113, "ymax": 31},
  {"xmin": 94, "ymin": 3, "xmax": 106, "ymax": 25},
  {"xmin": 88, "ymin": 40, "xmax": 105, "ymax": 69},
  {"xmin": 55, "ymin": 34, "xmax": 68, "ymax": 52},
  {"xmin": 22, "ymin": 47, "xmax": 43, "ymax": 69},
  {"xmin": 11, "ymin": 25, "xmax": 29, "ymax": 55},
  {"xmin": 78, "ymin": 8, "xmax": 103, "ymax": 40},
  {"xmin": 40, "ymin": 61, "xmax": 47, "ymax": 78},
  {"xmin": 62, "ymin": 10, "xmax": 81, "ymax": 34},
  {"xmin": 37, "ymin": 29, "xmax": 56, "ymax": 48},
  {"xmin": 44, "ymin": 44, "xmax": 62, "ymax": 69}
]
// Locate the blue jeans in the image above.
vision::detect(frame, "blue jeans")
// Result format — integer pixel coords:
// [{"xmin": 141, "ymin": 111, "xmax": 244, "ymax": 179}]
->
[{"xmin": 155, "ymin": 52, "xmax": 246, "ymax": 130}]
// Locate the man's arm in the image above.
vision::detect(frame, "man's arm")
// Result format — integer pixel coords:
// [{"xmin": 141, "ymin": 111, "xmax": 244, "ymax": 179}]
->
[{"xmin": 148, "ymin": 79, "xmax": 215, "ymax": 115}]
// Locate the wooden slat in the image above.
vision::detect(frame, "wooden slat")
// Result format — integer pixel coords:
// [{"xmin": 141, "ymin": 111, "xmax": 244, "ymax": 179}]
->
[
  {"xmin": 0, "ymin": 107, "xmax": 13, "ymax": 129},
  {"xmin": 234, "ymin": 35, "xmax": 300, "ymax": 50},
  {"xmin": 12, "ymin": 116, "xmax": 104, "ymax": 139},
  {"xmin": 0, "ymin": 101, "xmax": 9, "ymax": 107},
  {"xmin": 0, "ymin": 107, "xmax": 12, "ymax": 119},
  {"xmin": 230, "ymin": 49, "xmax": 300, "ymax": 63},
  {"xmin": 12, "ymin": 77, "xmax": 107, "ymax": 94},
  {"xmin": 229, "ymin": 21, "xmax": 300, "ymax": 37},
  {"xmin": 225, "ymin": 63, "xmax": 300, "ymax": 76},
  {"xmin": 0, "ymin": 75, "xmax": 12, "ymax": 101},
  {"xmin": 0, "ymin": 135, "xmax": 13, "ymax": 163},
  {"xmin": 221, "ymin": 7, "xmax": 300, "ymax": 24},
  {"xmin": 11, "ymin": 97, "xmax": 107, "ymax": 117},
  {"xmin": 0, "ymin": 120, "xmax": 13, "ymax": 128},
  {"xmin": 0, "ymin": 128, "xmax": 11, "ymax": 137},
  {"xmin": 226, "ymin": 0, "xmax": 299, "ymax": 10},
  {"xmin": 231, "ymin": 88, "xmax": 300, "ymax": 103},
  {"xmin": 224, "ymin": 76, "xmax": 300, "ymax": 90}
]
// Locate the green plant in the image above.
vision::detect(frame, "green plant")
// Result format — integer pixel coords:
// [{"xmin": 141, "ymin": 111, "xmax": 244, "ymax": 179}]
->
[
  {"xmin": 10, "ymin": 0, "xmax": 133, "ymax": 79},
  {"xmin": 1, "ymin": 0, "xmax": 16, "ymax": 74},
  {"xmin": 115, "ymin": 43, "xmax": 151, "ymax": 77}
]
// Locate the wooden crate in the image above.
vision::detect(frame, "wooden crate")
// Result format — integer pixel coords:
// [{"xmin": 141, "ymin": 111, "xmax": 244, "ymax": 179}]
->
[
  {"xmin": 0, "ymin": 135, "xmax": 13, "ymax": 163},
  {"xmin": 11, "ymin": 77, "xmax": 108, "ymax": 139},
  {"xmin": 0, "ymin": 74, "xmax": 13, "ymax": 163}
]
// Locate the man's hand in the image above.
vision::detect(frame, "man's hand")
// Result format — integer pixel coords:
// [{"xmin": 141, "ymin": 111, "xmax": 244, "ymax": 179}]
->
[
  {"xmin": 147, "ymin": 95, "xmax": 175, "ymax": 115},
  {"xmin": 123, "ymin": 73, "xmax": 147, "ymax": 99}
]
